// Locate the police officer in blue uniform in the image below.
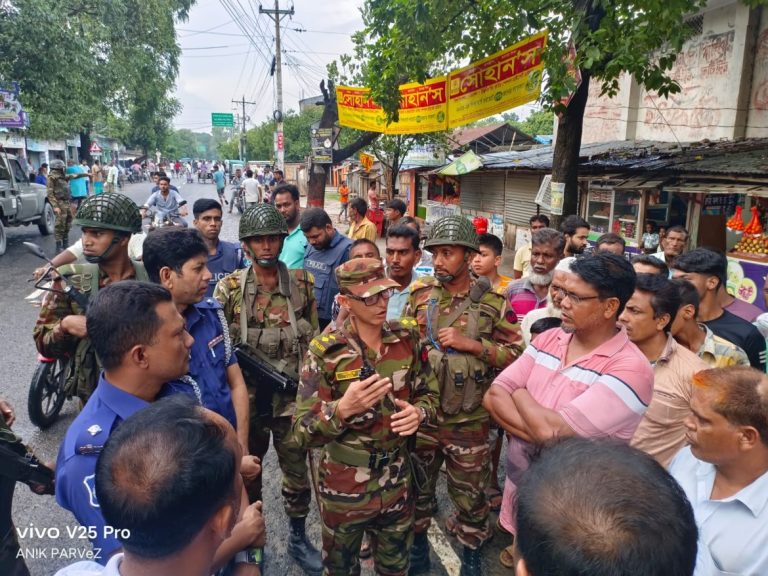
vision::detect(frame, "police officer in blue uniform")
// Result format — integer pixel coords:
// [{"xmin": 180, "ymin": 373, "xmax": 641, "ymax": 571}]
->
[
  {"xmin": 142, "ymin": 227, "xmax": 252, "ymax": 453},
  {"xmin": 55, "ymin": 282, "xmax": 193, "ymax": 562},
  {"xmin": 192, "ymin": 198, "xmax": 246, "ymax": 298},
  {"xmin": 299, "ymin": 208, "xmax": 352, "ymax": 330},
  {"xmin": 55, "ymin": 282, "xmax": 265, "ymax": 571}
]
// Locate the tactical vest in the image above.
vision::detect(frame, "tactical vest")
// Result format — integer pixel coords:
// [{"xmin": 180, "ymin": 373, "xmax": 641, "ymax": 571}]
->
[
  {"xmin": 64, "ymin": 261, "xmax": 149, "ymax": 402},
  {"xmin": 425, "ymin": 282, "xmax": 496, "ymax": 415},
  {"xmin": 237, "ymin": 263, "xmax": 314, "ymax": 383}
]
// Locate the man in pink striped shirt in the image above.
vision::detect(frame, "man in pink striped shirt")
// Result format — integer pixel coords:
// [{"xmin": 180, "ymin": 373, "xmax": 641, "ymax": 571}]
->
[
  {"xmin": 505, "ymin": 228, "xmax": 564, "ymax": 320},
  {"xmin": 484, "ymin": 253, "xmax": 654, "ymax": 567}
]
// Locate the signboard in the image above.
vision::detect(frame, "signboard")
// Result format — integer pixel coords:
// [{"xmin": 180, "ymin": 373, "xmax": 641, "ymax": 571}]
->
[
  {"xmin": 66, "ymin": 136, "xmax": 82, "ymax": 148},
  {"xmin": 89, "ymin": 141, "xmax": 102, "ymax": 154},
  {"xmin": 337, "ymin": 75, "xmax": 449, "ymax": 135},
  {"xmin": 276, "ymin": 131, "xmax": 284, "ymax": 151},
  {"xmin": 336, "ymin": 31, "xmax": 547, "ymax": 134},
  {"xmin": 447, "ymin": 31, "xmax": 547, "ymax": 128},
  {"xmin": 425, "ymin": 200, "xmax": 459, "ymax": 225},
  {"xmin": 403, "ymin": 144, "xmax": 445, "ymax": 167},
  {"xmin": 549, "ymin": 181, "xmax": 565, "ymax": 215},
  {"xmin": 311, "ymin": 127, "xmax": 333, "ymax": 164},
  {"xmin": 359, "ymin": 152, "xmax": 375, "ymax": 172},
  {"xmin": 438, "ymin": 150, "xmax": 483, "ymax": 176},
  {"xmin": 211, "ymin": 112, "xmax": 235, "ymax": 128},
  {"xmin": 0, "ymin": 81, "xmax": 28, "ymax": 128},
  {"xmin": 27, "ymin": 138, "xmax": 46, "ymax": 152}
]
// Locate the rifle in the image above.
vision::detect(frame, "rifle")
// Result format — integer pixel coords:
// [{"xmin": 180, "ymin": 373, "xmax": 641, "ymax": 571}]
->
[
  {"xmin": 234, "ymin": 345, "xmax": 299, "ymax": 394},
  {"xmin": 0, "ymin": 443, "xmax": 55, "ymax": 494}
]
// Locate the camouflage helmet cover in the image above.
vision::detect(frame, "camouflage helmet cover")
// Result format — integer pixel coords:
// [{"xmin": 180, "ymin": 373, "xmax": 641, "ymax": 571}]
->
[
  {"xmin": 74, "ymin": 193, "xmax": 142, "ymax": 233},
  {"xmin": 239, "ymin": 203, "xmax": 288, "ymax": 240},
  {"xmin": 423, "ymin": 215, "xmax": 479, "ymax": 252},
  {"xmin": 49, "ymin": 159, "xmax": 66, "ymax": 171},
  {"xmin": 336, "ymin": 258, "xmax": 399, "ymax": 297}
]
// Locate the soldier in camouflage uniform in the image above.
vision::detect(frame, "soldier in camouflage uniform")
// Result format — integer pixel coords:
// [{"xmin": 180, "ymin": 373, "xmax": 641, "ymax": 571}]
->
[
  {"xmin": 293, "ymin": 258, "xmax": 439, "ymax": 576},
  {"xmin": 33, "ymin": 193, "xmax": 147, "ymax": 404},
  {"xmin": 213, "ymin": 203, "xmax": 322, "ymax": 575},
  {"xmin": 404, "ymin": 215, "xmax": 524, "ymax": 576},
  {"xmin": 46, "ymin": 159, "xmax": 90, "ymax": 253}
]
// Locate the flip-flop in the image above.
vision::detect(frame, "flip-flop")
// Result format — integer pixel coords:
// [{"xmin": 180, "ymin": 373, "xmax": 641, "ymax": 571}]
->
[
  {"xmin": 499, "ymin": 542, "xmax": 516, "ymax": 568},
  {"xmin": 485, "ymin": 485, "xmax": 503, "ymax": 511}
]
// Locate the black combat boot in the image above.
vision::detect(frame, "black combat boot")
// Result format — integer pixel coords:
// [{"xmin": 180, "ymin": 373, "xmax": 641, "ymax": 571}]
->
[
  {"xmin": 409, "ymin": 531, "xmax": 431, "ymax": 575},
  {"xmin": 460, "ymin": 545, "xmax": 483, "ymax": 576},
  {"xmin": 55, "ymin": 240, "xmax": 64, "ymax": 254},
  {"xmin": 288, "ymin": 516, "xmax": 323, "ymax": 576}
]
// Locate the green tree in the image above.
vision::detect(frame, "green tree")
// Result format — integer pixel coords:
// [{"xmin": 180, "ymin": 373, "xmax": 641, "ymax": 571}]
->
[
  {"xmin": 366, "ymin": 133, "xmax": 448, "ymax": 197},
  {"xmin": 351, "ymin": 0, "xmax": 767, "ymax": 217},
  {"xmin": 0, "ymin": 0, "xmax": 193, "ymax": 156},
  {"xmin": 509, "ymin": 109, "xmax": 555, "ymax": 137}
]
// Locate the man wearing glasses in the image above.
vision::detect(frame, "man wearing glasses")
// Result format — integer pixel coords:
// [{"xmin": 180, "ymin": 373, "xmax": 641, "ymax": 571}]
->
[
  {"xmin": 404, "ymin": 215, "xmax": 523, "ymax": 576},
  {"xmin": 484, "ymin": 253, "xmax": 655, "ymax": 568},
  {"xmin": 293, "ymin": 258, "xmax": 438, "ymax": 576}
]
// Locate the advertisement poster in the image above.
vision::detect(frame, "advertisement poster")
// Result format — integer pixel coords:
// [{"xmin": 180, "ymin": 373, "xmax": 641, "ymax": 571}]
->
[{"xmin": 0, "ymin": 81, "xmax": 28, "ymax": 128}]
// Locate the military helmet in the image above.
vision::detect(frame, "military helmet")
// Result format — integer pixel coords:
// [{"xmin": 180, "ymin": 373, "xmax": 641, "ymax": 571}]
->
[
  {"xmin": 74, "ymin": 193, "xmax": 142, "ymax": 234},
  {"xmin": 239, "ymin": 203, "xmax": 288, "ymax": 240},
  {"xmin": 49, "ymin": 159, "xmax": 66, "ymax": 171},
  {"xmin": 423, "ymin": 215, "xmax": 479, "ymax": 252}
]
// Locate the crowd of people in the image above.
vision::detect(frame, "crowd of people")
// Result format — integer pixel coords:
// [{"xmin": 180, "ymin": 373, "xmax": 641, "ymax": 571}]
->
[{"xmin": 2, "ymin": 179, "xmax": 768, "ymax": 576}]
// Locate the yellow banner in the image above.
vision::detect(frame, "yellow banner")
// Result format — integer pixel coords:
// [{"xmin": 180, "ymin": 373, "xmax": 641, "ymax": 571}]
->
[
  {"xmin": 336, "ymin": 76, "xmax": 448, "ymax": 135},
  {"xmin": 336, "ymin": 31, "xmax": 547, "ymax": 134},
  {"xmin": 447, "ymin": 31, "xmax": 547, "ymax": 128}
]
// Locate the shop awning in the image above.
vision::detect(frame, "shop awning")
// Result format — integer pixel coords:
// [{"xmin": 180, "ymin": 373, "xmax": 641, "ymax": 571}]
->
[
  {"xmin": 614, "ymin": 178, "xmax": 666, "ymax": 190},
  {"xmin": 665, "ymin": 182, "xmax": 768, "ymax": 196},
  {"xmin": 437, "ymin": 150, "xmax": 483, "ymax": 176}
]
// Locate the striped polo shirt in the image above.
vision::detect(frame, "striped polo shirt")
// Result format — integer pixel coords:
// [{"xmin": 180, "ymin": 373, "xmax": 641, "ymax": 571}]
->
[{"xmin": 492, "ymin": 326, "xmax": 654, "ymax": 533}]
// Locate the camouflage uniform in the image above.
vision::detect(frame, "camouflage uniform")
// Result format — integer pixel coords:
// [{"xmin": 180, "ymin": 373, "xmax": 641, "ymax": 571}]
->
[
  {"xmin": 32, "ymin": 193, "xmax": 145, "ymax": 403},
  {"xmin": 47, "ymin": 167, "xmax": 72, "ymax": 246},
  {"xmin": 293, "ymin": 258, "xmax": 439, "ymax": 576},
  {"xmin": 404, "ymin": 217, "xmax": 524, "ymax": 555},
  {"xmin": 214, "ymin": 265, "xmax": 318, "ymax": 512}
]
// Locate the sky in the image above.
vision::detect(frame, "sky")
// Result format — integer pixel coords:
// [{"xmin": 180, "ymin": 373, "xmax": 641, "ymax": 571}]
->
[{"xmin": 173, "ymin": 0, "xmax": 361, "ymax": 133}]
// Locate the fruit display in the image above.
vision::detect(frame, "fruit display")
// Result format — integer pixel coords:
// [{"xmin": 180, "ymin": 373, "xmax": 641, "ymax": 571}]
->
[
  {"xmin": 745, "ymin": 206, "xmax": 764, "ymax": 235},
  {"xmin": 727, "ymin": 206, "xmax": 746, "ymax": 231},
  {"xmin": 732, "ymin": 235, "xmax": 768, "ymax": 255}
]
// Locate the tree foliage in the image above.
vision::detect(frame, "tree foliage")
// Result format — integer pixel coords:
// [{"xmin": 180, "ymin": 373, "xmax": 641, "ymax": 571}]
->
[
  {"xmin": 510, "ymin": 109, "xmax": 555, "ymax": 137},
  {"xmin": 0, "ymin": 0, "xmax": 193, "ymax": 152}
]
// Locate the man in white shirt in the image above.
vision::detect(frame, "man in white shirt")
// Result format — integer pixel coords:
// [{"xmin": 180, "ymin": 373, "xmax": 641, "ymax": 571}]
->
[
  {"xmin": 669, "ymin": 366, "xmax": 768, "ymax": 576},
  {"xmin": 105, "ymin": 160, "xmax": 120, "ymax": 194},
  {"xmin": 242, "ymin": 169, "xmax": 262, "ymax": 207}
]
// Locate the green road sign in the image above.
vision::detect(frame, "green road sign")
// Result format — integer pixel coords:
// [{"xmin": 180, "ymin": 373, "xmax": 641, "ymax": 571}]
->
[{"xmin": 211, "ymin": 113, "xmax": 235, "ymax": 127}]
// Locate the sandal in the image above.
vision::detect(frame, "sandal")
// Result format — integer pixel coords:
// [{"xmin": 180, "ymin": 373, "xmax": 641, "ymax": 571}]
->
[
  {"xmin": 485, "ymin": 485, "xmax": 503, "ymax": 511},
  {"xmin": 499, "ymin": 541, "xmax": 516, "ymax": 568}
]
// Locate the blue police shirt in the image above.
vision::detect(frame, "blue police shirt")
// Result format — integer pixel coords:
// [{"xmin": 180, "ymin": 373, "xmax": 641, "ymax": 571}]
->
[
  {"xmin": 304, "ymin": 230, "xmax": 352, "ymax": 321},
  {"xmin": 162, "ymin": 298, "xmax": 238, "ymax": 428},
  {"xmin": 206, "ymin": 240, "xmax": 244, "ymax": 298},
  {"xmin": 55, "ymin": 375, "xmax": 150, "ymax": 564}
]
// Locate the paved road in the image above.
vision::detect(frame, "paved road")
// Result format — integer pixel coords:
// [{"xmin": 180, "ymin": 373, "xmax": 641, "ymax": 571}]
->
[{"xmin": 3, "ymin": 177, "xmax": 511, "ymax": 575}]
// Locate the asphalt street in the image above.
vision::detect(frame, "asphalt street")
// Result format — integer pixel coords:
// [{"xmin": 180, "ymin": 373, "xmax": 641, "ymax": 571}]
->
[{"xmin": 2, "ymin": 177, "xmax": 511, "ymax": 575}]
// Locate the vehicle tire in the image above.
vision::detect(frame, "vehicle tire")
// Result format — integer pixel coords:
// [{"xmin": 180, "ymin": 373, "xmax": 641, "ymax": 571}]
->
[
  {"xmin": 38, "ymin": 202, "xmax": 55, "ymax": 235},
  {"xmin": 0, "ymin": 220, "xmax": 6, "ymax": 256},
  {"xmin": 28, "ymin": 358, "xmax": 68, "ymax": 429}
]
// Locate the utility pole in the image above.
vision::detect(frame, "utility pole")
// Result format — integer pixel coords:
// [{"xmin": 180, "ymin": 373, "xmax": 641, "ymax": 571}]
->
[
  {"xmin": 260, "ymin": 0, "xmax": 294, "ymax": 171},
  {"xmin": 232, "ymin": 96, "xmax": 255, "ymax": 162}
]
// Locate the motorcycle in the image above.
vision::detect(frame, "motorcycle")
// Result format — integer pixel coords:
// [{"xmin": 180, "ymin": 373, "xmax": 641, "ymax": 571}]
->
[
  {"xmin": 25, "ymin": 242, "xmax": 90, "ymax": 428},
  {"xmin": 230, "ymin": 183, "xmax": 245, "ymax": 214},
  {"xmin": 141, "ymin": 206, "xmax": 188, "ymax": 230}
]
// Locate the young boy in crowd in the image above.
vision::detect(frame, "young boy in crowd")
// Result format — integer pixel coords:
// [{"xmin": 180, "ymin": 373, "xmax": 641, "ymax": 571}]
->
[{"xmin": 472, "ymin": 233, "xmax": 512, "ymax": 293}]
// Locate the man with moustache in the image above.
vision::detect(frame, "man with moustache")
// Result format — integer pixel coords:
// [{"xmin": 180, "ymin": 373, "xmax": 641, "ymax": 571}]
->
[
  {"xmin": 559, "ymin": 215, "xmax": 590, "ymax": 258},
  {"xmin": 505, "ymin": 229, "xmax": 564, "ymax": 320}
]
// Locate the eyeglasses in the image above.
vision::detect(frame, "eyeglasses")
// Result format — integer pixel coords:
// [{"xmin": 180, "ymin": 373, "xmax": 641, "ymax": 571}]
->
[
  {"xmin": 554, "ymin": 287, "xmax": 600, "ymax": 306},
  {"xmin": 347, "ymin": 287, "xmax": 394, "ymax": 306}
]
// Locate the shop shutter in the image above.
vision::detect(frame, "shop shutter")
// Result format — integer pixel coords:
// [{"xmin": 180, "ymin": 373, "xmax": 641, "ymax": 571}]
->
[
  {"xmin": 480, "ymin": 172, "xmax": 506, "ymax": 215},
  {"xmin": 459, "ymin": 173, "xmax": 484, "ymax": 211},
  {"xmin": 505, "ymin": 173, "xmax": 545, "ymax": 226}
]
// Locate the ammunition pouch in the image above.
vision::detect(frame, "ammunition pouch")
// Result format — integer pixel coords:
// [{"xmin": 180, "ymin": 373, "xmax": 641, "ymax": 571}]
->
[{"xmin": 428, "ymin": 348, "xmax": 492, "ymax": 415}]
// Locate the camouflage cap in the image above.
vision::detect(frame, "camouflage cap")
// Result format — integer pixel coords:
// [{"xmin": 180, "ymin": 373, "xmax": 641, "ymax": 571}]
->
[{"xmin": 336, "ymin": 257, "xmax": 399, "ymax": 297}]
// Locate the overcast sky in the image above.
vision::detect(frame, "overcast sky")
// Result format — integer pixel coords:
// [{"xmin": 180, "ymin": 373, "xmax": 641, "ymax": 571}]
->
[
  {"xmin": 173, "ymin": 0, "xmax": 361, "ymax": 133},
  {"xmin": 173, "ymin": 0, "xmax": 535, "ymax": 135}
]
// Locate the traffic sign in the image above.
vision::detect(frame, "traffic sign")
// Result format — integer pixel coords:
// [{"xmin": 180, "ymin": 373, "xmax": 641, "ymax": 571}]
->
[
  {"xmin": 89, "ymin": 141, "xmax": 102, "ymax": 154},
  {"xmin": 211, "ymin": 113, "xmax": 235, "ymax": 127}
]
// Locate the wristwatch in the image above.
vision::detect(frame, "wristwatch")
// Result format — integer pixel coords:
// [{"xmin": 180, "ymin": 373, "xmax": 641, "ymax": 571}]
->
[{"xmin": 234, "ymin": 547, "xmax": 262, "ymax": 565}]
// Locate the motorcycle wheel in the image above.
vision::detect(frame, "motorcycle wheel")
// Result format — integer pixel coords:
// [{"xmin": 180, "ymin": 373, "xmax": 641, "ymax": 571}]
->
[{"xmin": 28, "ymin": 358, "xmax": 69, "ymax": 429}]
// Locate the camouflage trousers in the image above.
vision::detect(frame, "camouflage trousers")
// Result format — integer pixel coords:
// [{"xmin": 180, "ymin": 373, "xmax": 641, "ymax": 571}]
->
[
  {"xmin": 52, "ymin": 198, "xmax": 72, "ymax": 242},
  {"xmin": 0, "ymin": 523, "xmax": 30, "ymax": 576},
  {"xmin": 413, "ymin": 418, "xmax": 491, "ymax": 549},
  {"xmin": 246, "ymin": 412, "xmax": 311, "ymax": 518},
  {"xmin": 319, "ymin": 456, "xmax": 414, "ymax": 576}
]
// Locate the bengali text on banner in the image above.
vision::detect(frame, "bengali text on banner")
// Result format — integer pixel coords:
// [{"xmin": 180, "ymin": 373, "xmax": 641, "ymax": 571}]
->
[
  {"xmin": 336, "ymin": 76, "xmax": 448, "ymax": 134},
  {"xmin": 447, "ymin": 31, "xmax": 547, "ymax": 128}
]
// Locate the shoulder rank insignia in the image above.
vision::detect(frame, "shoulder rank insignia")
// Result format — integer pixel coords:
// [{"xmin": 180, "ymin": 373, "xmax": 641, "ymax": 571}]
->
[{"xmin": 335, "ymin": 369, "xmax": 361, "ymax": 381}]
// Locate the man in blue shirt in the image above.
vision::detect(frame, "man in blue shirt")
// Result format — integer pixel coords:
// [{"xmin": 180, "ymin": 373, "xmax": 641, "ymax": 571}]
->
[
  {"xmin": 142, "ymin": 227, "xmax": 250, "ymax": 451},
  {"xmin": 300, "ymin": 207, "xmax": 352, "ymax": 330},
  {"xmin": 275, "ymin": 183, "xmax": 307, "ymax": 269},
  {"xmin": 192, "ymin": 198, "xmax": 246, "ymax": 297},
  {"xmin": 66, "ymin": 159, "xmax": 88, "ymax": 208},
  {"xmin": 35, "ymin": 163, "xmax": 48, "ymax": 185},
  {"xmin": 213, "ymin": 164, "xmax": 227, "ymax": 205},
  {"xmin": 54, "ymin": 281, "xmax": 262, "ymax": 568}
]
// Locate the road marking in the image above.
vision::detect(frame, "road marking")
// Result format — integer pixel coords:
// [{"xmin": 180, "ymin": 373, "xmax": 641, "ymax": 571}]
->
[{"xmin": 428, "ymin": 522, "xmax": 461, "ymax": 576}]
